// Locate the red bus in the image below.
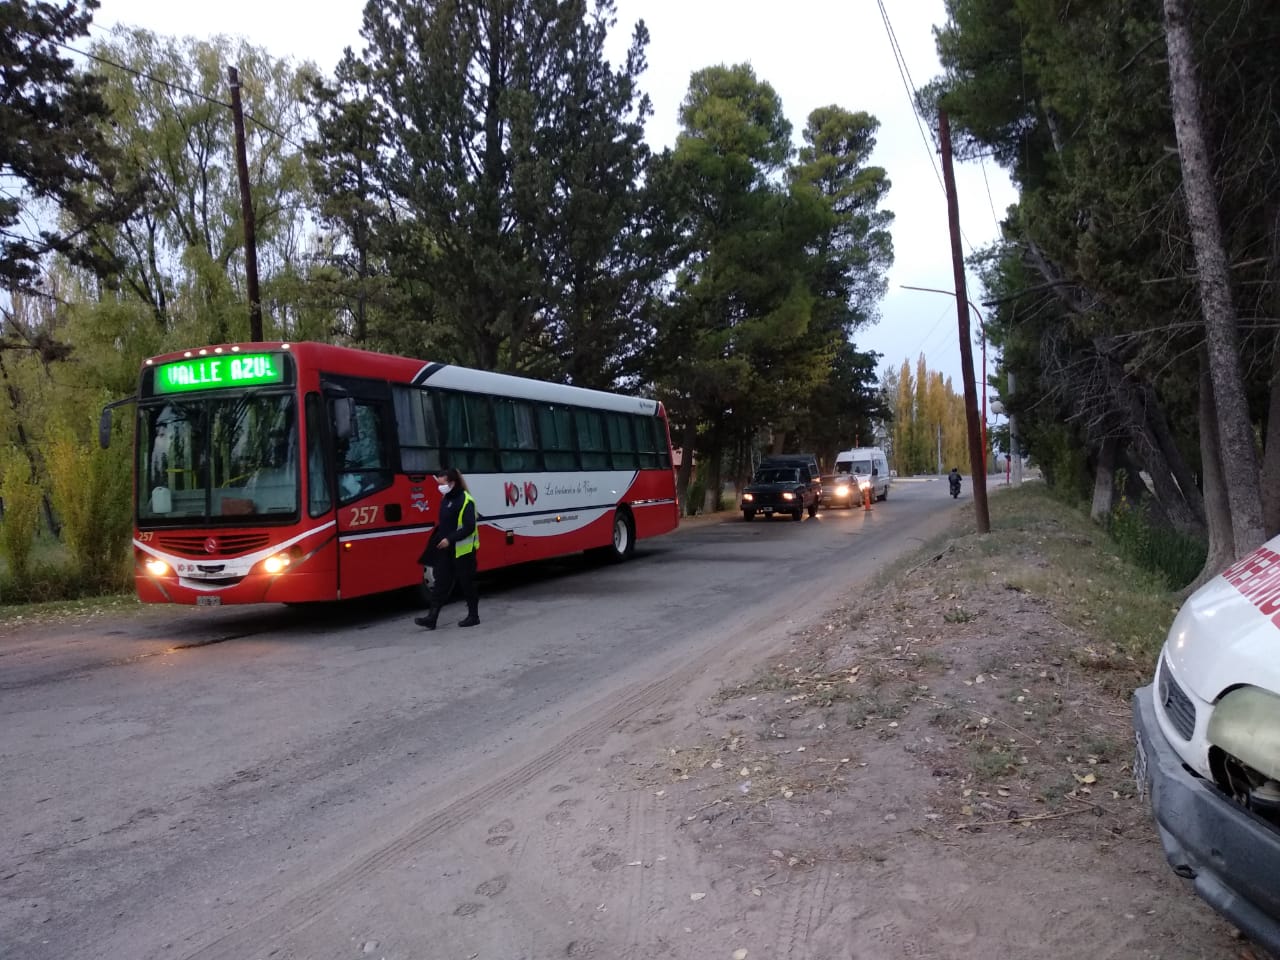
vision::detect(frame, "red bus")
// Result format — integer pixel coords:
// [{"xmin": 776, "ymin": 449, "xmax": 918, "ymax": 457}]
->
[{"xmin": 103, "ymin": 341, "xmax": 679, "ymax": 606}]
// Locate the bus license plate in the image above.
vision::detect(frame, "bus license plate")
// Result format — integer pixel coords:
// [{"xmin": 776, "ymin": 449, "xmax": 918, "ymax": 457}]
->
[{"xmin": 197, "ymin": 595, "xmax": 222, "ymax": 607}]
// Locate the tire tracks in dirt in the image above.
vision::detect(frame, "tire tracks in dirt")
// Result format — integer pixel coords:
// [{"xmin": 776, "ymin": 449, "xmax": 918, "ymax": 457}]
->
[{"xmin": 180, "ymin": 601, "xmax": 818, "ymax": 960}]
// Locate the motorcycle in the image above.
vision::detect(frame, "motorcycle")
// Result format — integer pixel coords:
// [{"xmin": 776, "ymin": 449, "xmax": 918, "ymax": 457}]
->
[{"xmin": 949, "ymin": 475, "xmax": 961, "ymax": 499}]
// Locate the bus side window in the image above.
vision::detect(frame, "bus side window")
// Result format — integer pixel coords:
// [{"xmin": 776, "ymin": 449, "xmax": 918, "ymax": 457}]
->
[
  {"xmin": 306, "ymin": 394, "xmax": 332, "ymax": 517},
  {"xmin": 632, "ymin": 414, "xmax": 656, "ymax": 468},
  {"xmin": 393, "ymin": 386, "xmax": 442, "ymax": 475},
  {"xmin": 574, "ymin": 409, "xmax": 608, "ymax": 470},
  {"xmin": 651, "ymin": 417, "xmax": 672, "ymax": 469},
  {"xmin": 440, "ymin": 391, "xmax": 497, "ymax": 472},
  {"xmin": 606, "ymin": 413, "xmax": 638, "ymax": 469},
  {"xmin": 537, "ymin": 404, "xmax": 576, "ymax": 471},
  {"xmin": 335, "ymin": 399, "xmax": 392, "ymax": 503},
  {"xmin": 495, "ymin": 398, "xmax": 539, "ymax": 471}
]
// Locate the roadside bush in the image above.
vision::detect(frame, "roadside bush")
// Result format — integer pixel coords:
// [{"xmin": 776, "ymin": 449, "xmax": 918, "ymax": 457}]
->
[
  {"xmin": 686, "ymin": 476, "xmax": 705, "ymax": 516},
  {"xmin": 1109, "ymin": 494, "xmax": 1205, "ymax": 590},
  {"xmin": 0, "ymin": 450, "xmax": 41, "ymax": 591},
  {"xmin": 46, "ymin": 419, "xmax": 133, "ymax": 593}
]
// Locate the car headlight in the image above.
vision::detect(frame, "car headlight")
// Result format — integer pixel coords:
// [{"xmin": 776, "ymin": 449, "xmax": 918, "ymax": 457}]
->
[
  {"xmin": 1208, "ymin": 686, "xmax": 1280, "ymax": 779},
  {"xmin": 859, "ymin": 480, "xmax": 870, "ymax": 490},
  {"xmin": 742, "ymin": 493, "xmax": 754, "ymax": 502},
  {"xmin": 144, "ymin": 558, "xmax": 169, "ymax": 577},
  {"xmin": 781, "ymin": 492, "xmax": 795, "ymax": 501},
  {"xmin": 262, "ymin": 552, "xmax": 293, "ymax": 575},
  {"xmin": 835, "ymin": 485, "xmax": 849, "ymax": 496}
]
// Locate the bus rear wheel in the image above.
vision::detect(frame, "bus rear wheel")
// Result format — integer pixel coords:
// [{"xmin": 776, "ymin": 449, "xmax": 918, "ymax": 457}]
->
[{"xmin": 594, "ymin": 507, "xmax": 636, "ymax": 562}]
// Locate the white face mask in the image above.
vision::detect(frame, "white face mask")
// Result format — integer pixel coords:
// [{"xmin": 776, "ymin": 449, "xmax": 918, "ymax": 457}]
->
[{"xmin": 437, "ymin": 483, "xmax": 452, "ymax": 495}]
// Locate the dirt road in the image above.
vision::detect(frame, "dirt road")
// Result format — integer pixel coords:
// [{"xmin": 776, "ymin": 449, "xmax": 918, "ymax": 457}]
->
[{"xmin": 1, "ymin": 482, "xmax": 1247, "ymax": 959}]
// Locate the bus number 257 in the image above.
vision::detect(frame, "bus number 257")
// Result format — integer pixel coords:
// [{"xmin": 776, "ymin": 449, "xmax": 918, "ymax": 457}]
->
[{"xmin": 347, "ymin": 505, "xmax": 379, "ymax": 527}]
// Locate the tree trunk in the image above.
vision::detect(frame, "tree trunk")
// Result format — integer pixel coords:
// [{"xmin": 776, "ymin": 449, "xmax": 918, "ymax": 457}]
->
[
  {"xmin": 1090, "ymin": 436, "xmax": 1118, "ymax": 524},
  {"xmin": 1193, "ymin": 356, "xmax": 1236, "ymax": 589},
  {"xmin": 675, "ymin": 418, "xmax": 696, "ymax": 516},
  {"xmin": 1262, "ymin": 354, "xmax": 1280, "ymax": 539},
  {"xmin": 1163, "ymin": 0, "xmax": 1265, "ymax": 556}
]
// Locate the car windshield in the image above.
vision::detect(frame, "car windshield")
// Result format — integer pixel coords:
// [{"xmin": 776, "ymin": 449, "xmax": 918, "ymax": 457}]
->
[
  {"xmin": 137, "ymin": 392, "xmax": 299, "ymax": 523},
  {"xmin": 755, "ymin": 467, "xmax": 799, "ymax": 483}
]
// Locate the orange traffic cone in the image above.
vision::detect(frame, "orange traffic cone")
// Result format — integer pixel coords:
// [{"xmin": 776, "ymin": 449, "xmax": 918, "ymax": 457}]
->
[{"xmin": 863, "ymin": 484, "xmax": 873, "ymax": 511}]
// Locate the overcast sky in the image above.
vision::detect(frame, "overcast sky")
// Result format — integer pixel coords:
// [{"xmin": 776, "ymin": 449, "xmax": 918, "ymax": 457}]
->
[{"xmin": 91, "ymin": 0, "xmax": 1017, "ymax": 401}]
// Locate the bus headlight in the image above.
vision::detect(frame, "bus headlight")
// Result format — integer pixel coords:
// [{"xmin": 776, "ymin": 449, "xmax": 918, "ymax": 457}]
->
[
  {"xmin": 1209, "ymin": 686, "xmax": 1280, "ymax": 779},
  {"xmin": 262, "ymin": 553, "xmax": 292, "ymax": 575},
  {"xmin": 144, "ymin": 558, "xmax": 169, "ymax": 577}
]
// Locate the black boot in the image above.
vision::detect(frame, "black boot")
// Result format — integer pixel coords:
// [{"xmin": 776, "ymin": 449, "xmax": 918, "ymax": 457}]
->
[
  {"xmin": 457, "ymin": 609, "xmax": 479, "ymax": 628},
  {"xmin": 414, "ymin": 604, "xmax": 440, "ymax": 630}
]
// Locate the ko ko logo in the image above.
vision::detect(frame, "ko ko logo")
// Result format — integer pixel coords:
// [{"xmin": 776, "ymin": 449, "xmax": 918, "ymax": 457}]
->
[{"xmin": 503, "ymin": 480, "xmax": 539, "ymax": 507}]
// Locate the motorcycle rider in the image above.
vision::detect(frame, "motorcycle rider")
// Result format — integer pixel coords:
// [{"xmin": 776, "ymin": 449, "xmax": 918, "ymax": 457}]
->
[{"xmin": 948, "ymin": 466, "xmax": 962, "ymax": 497}]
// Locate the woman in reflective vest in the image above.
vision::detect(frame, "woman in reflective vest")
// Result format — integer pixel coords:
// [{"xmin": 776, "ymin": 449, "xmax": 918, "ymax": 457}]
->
[{"xmin": 415, "ymin": 467, "xmax": 480, "ymax": 629}]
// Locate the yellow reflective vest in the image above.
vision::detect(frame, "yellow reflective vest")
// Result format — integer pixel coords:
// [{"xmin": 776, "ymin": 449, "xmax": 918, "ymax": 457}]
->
[{"xmin": 454, "ymin": 490, "xmax": 479, "ymax": 558}]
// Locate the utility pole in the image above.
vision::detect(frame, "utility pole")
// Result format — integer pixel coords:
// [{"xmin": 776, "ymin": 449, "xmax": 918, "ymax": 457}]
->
[
  {"xmin": 937, "ymin": 423, "xmax": 942, "ymax": 476},
  {"xmin": 1008, "ymin": 370, "xmax": 1022, "ymax": 484},
  {"xmin": 939, "ymin": 110, "xmax": 990, "ymax": 533},
  {"xmin": 228, "ymin": 67, "xmax": 263, "ymax": 343}
]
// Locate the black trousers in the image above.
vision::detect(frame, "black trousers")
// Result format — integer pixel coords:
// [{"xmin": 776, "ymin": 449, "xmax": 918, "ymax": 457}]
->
[{"xmin": 430, "ymin": 551, "xmax": 478, "ymax": 617}]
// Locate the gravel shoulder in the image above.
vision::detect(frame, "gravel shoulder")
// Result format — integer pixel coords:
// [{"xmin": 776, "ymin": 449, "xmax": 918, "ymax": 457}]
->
[{"xmin": 514, "ymin": 484, "xmax": 1253, "ymax": 960}]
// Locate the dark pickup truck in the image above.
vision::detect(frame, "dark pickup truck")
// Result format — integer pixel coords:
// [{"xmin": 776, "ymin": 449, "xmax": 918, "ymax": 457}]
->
[{"xmin": 741, "ymin": 465, "xmax": 818, "ymax": 521}]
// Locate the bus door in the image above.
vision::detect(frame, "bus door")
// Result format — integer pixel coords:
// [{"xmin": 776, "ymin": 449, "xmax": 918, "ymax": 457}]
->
[{"xmin": 324, "ymin": 376, "xmax": 407, "ymax": 599}]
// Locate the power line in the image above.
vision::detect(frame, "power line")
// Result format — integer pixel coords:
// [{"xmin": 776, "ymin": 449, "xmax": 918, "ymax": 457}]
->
[
  {"xmin": 55, "ymin": 39, "xmax": 310, "ymax": 157},
  {"xmin": 875, "ymin": 0, "xmax": 943, "ymax": 195},
  {"xmin": 979, "ymin": 155, "xmax": 1002, "ymax": 234},
  {"xmin": 874, "ymin": 0, "xmax": 980, "ymax": 256}
]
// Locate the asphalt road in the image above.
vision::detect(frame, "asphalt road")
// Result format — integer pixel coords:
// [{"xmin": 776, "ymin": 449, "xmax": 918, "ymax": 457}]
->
[{"xmin": 1, "ymin": 479, "xmax": 962, "ymax": 960}]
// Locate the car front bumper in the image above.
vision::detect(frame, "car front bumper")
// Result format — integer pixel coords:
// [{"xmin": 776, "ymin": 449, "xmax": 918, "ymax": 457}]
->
[{"xmin": 1133, "ymin": 684, "xmax": 1280, "ymax": 955}]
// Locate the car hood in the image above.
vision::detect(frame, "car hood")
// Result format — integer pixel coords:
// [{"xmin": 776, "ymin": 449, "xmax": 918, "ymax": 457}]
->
[{"xmin": 1165, "ymin": 540, "xmax": 1280, "ymax": 702}]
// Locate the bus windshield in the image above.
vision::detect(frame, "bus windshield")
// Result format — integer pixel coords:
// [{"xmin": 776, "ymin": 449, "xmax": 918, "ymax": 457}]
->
[{"xmin": 138, "ymin": 393, "xmax": 299, "ymax": 523}]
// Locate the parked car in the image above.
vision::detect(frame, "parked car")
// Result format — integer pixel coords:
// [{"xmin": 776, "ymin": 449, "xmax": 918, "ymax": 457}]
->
[
  {"xmin": 834, "ymin": 446, "xmax": 890, "ymax": 501},
  {"xmin": 741, "ymin": 465, "xmax": 817, "ymax": 521},
  {"xmin": 759, "ymin": 453, "xmax": 822, "ymax": 506},
  {"xmin": 819, "ymin": 474, "xmax": 857, "ymax": 509},
  {"xmin": 1133, "ymin": 542, "xmax": 1280, "ymax": 956}
]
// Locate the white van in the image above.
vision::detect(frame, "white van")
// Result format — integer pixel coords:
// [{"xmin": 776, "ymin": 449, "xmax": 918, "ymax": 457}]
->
[{"xmin": 834, "ymin": 447, "xmax": 890, "ymax": 501}]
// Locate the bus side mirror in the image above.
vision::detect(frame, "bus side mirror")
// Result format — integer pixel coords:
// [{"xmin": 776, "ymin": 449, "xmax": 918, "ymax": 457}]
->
[
  {"xmin": 332, "ymin": 397, "xmax": 355, "ymax": 442},
  {"xmin": 99, "ymin": 407, "xmax": 113, "ymax": 449}
]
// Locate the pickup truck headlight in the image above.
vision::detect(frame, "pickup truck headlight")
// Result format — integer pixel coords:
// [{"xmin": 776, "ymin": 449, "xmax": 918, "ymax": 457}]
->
[
  {"xmin": 1208, "ymin": 686, "xmax": 1280, "ymax": 780},
  {"xmin": 781, "ymin": 492, "xmax": 795, "ymax": 501},
  {"xmin": 742, "ymin": 493, "xmax": 754, "ymax": 502}
]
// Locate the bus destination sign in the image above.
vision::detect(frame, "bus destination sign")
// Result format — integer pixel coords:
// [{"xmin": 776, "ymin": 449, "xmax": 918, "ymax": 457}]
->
[{"xmin": 154, "ymin": 354, "xmax": 284, "ymax": 394}]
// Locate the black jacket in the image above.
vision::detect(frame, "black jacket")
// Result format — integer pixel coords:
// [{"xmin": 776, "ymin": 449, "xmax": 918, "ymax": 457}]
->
[{"xmin": 419, "ymin": 486, "xmax": 477, "ymax": 564}]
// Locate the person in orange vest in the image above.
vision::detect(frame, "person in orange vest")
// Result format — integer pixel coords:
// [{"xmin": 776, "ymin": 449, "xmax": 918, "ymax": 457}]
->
[{"xmin": 415, "ymin": 467, "xmax": 481, "ymax": 629}]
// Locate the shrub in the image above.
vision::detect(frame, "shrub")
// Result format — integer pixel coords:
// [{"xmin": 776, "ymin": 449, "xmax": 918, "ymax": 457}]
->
[
  {"xmin": 46, "ymin": 421, "xmax": 133, "ymax": 593},
  {"xmin": 0, "ymin": 450, "xmax": 41, "ymax": 589},
  {"xmin": 1109, "ymin": 494, "xmax": 1205, "ymax": 590}
]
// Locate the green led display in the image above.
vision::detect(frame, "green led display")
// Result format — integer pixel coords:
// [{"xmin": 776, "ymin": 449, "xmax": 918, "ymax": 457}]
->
[{"xmin": 154, "ymin": 353, "xmax": 284, "ymax": 394}]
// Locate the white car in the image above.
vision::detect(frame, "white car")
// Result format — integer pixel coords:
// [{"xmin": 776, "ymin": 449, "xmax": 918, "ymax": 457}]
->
[{"xmin": 1133, "ymin": 542, "xmax": 1280, "ymax": 954}]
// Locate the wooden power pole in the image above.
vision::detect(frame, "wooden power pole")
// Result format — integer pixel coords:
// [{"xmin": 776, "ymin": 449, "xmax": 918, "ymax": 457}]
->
[
  {"xmin": 938, "ymin": 110, "xmax": 990, "ymax": 533},
  {"xmin": 227, "ymin": 67, "xmax": 263, "ymax": 343}
]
